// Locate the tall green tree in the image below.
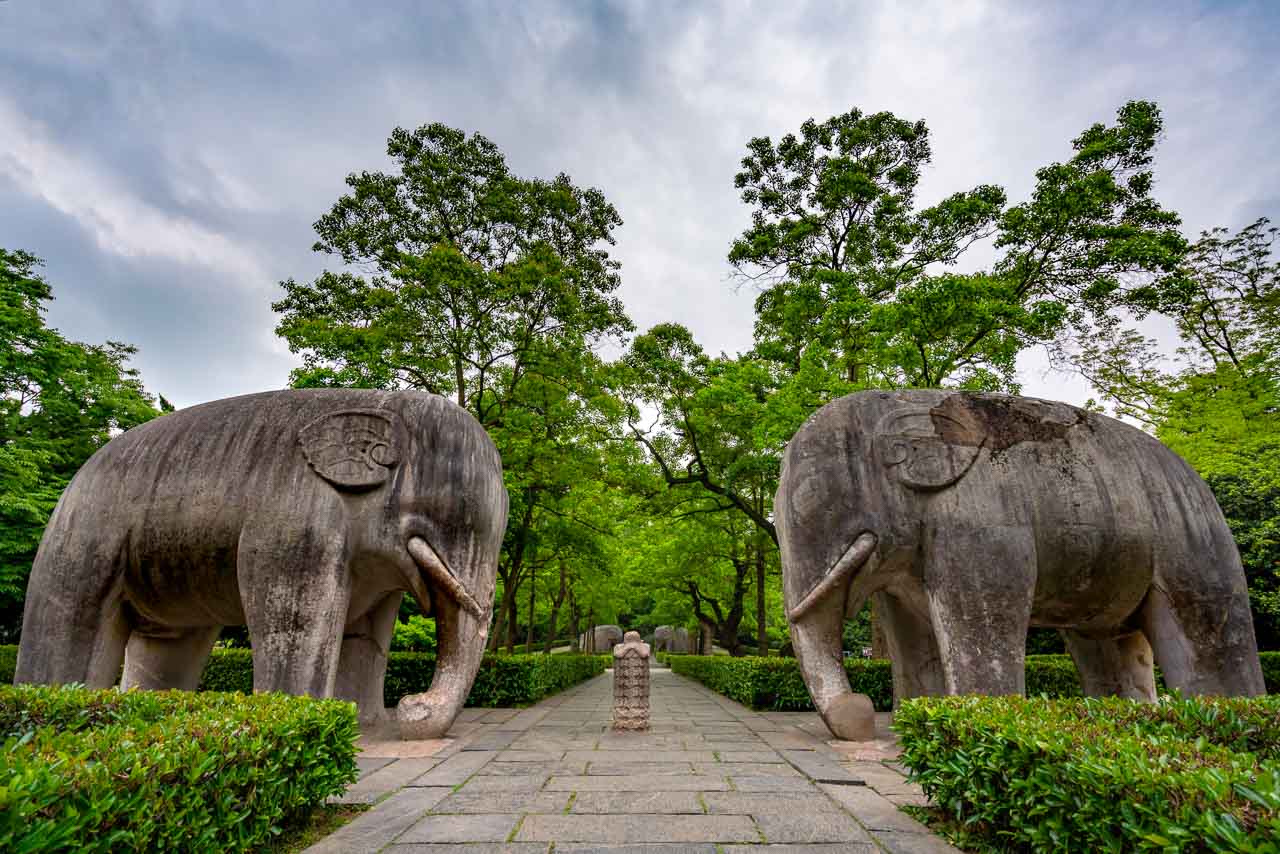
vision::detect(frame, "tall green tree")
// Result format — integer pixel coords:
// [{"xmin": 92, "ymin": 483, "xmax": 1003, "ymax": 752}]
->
[
  {"xmin": 273, "ymin": 124, "xmax": 635, "ymax": 643},
  {"xmin": 0, "ymin": 249, "xmax": 161, "ymax": 640},
  {"xmin": 1078, "ymin": 217, "xmax": 1280, "ymax": 646},
  {"xmin": 731, "ymin": 101, "xmax": 1186, "ymax": 394}
]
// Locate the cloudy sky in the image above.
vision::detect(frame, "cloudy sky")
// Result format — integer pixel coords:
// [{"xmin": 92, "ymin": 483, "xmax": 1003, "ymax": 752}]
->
[{"xmin": 2, "ymin": 0, "xmax": 1277, "ymax": 408}]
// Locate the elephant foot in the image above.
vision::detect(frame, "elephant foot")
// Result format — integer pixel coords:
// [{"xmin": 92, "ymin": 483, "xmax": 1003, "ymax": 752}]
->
[
  {"xmin": 396, "ymin": 692, "xmax": 454, "ymax": 740},
  {"xmin": 823, "ymin": 692, "xmax": 876, "ymax": 741}
]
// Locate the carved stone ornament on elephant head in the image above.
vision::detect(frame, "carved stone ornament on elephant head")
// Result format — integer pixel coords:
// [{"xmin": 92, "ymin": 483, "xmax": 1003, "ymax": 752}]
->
[
  {"xmin": 15, "ymin": 389, "xmax": 508, "ymax": 740},
  {"xmin": 777, "ymin": 389, "xmax": 1264, "ymax": 741}
]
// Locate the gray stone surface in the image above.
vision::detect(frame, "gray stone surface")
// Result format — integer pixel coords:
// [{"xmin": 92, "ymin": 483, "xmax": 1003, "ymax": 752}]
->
[
  {"xmin": 388, "ymin": 845, "xmax": 548, "ymax": 854},
  {"xmin": 14, "ymin": 389, "xmax": 508, "ymax": 741},
  {"xmin": 305, "ymin": 669, "xmax": 964, "ymax": 852},
  {"xmin": 753, "ymin": 812, "xmax": 873, "ymax": 844},
  {"xmin": 589, "ymin": 625, "xmax": 624, "ymax": 652},
  {"xmin": 570, "ymin": 791, "xmax": 704, "ymax": 814},
  {"xmin": 307, "ymin": 787, "xmax": 451, "ymax": 853},
  {"xmin": 431, "ymin": 791, "xmax": 570, "ymax": 814},
  {"xmin": 556, "ymin": 846, "xmax": 717, "ymax": 854},
  {"xmin": 409, "ymin": 750, "xmax": 497, "ymax": 786},
  {"xmin": 613, "ymin": 631, "xmax": 651, "ymax": 730},
  {"xmin": 516, "ymin": 814, "xmax": 759, "ymax": 843},
  {"xmin": 399, "ymin": 813, "xmax": 519, "ymax": 843},
  {"xmin": 776, "ymin": 389, "xmax": 1266, "ymax": 740}
]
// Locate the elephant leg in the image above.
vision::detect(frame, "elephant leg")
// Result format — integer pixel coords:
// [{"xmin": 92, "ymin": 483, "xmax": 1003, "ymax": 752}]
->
[
  {"xmin": 121, "ymin": 625, "xmax": 222, "ymax": 691},
  {"xmin": 877, "ymin": 590, "xmax": 944, "ymax": 708},
  {"xmin": 925, "ymin": 525, "xmax": 1035, "ymax": 696},
  {"xmin": 1061, "ymin": 629, "xmax": 1156, "ymax": 701},
  {"xmin": 15, "ymin": 532, "xmax": 131, "ymax": 689},
  {"xmin": 336, "ymin": 592, "xmax": 401, "ymax": 728},
  {"xmin": 1139, "ymin": 574, "xmax": 1264, "ymax": 697},
  {"xmin": 238, "ymin": 526, "xmax": 352, "ymax": 699}
]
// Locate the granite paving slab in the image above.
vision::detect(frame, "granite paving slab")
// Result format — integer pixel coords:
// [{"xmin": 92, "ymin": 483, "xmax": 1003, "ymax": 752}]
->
[
  {"xmin": 515, "ymin": 814, "xmax": 760, "ymax": 843},
  {"xmin": 305, "ymin": 669, "xmax": 961, "ymax": 853}
]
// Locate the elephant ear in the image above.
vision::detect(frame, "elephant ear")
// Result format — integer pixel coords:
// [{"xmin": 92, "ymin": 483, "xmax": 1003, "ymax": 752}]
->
[
  {"xmin": 875, "ymin": 408, "xmax": 985, "ymax": 491},
  {"xmin": 299, "ymin": 409, "xmax": 402, "ymax": 491}
]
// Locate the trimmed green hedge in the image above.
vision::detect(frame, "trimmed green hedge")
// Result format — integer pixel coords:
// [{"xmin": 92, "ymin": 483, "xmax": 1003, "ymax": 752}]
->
[
  {"xmin": 894, "ymin": 694, "xmax": 1280, "ymax": 851},
  {"xmin": 0, "ymin": 646, "xmax": 605, "ymax": 708},
  {"xmin": 0, "ymin": 684, "xmax": 357, "ymax": 853},
  {"xmin": 383, "ymin": 651, "xmax": 606, "ymax": 707},
  {"xmin": 667, "ymin": 652, "xmax": 1280, "ymax": 711}
]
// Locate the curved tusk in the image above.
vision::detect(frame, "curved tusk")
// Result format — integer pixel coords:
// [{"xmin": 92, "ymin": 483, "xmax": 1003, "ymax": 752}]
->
[
  {"xmin": 788, "ymin": 532, "xmax": 878, "ymax": 622},
  {"xmin": 407, "ymin": 536, "xmax": 484, "ymax": 618}
]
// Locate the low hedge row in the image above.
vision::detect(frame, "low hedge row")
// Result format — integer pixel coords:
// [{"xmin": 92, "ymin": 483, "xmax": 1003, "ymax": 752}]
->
[
  {"xmin": 0, "ymin": 646, "xmax": 606, "ymax": 708},
  {"xmin": 667, "ymin": 652, "xmax": 1280, "ymax": 711},
  {"xmin": 0, "ymin": 684, "xmax": 358, "ymax": 853},
  {"xmin": 894, "ymin": 694, "xmax": 1280, "ymax": 851},
  {"xmin": 198, "ymin": 648, "xmax": 606, "ymax": 707}
]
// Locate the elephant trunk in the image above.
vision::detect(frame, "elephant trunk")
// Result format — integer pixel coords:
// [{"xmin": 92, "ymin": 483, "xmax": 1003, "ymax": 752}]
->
[
  {"xmin": 787, "ymin": 532, "xmax": 879, "ymax": 741},
  {"xmin": 397, "ymin": 536, "xmax": 492, "ymax": 739},
  {"xmin": 396, "ymin": 595, "xmax": 488, "ymax": 739}
]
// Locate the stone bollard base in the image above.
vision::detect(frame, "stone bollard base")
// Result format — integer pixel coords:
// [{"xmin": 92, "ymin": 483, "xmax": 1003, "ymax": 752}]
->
[{"xmin": 612, "ymin": 630, "xmax": 651, "ymax": 731}]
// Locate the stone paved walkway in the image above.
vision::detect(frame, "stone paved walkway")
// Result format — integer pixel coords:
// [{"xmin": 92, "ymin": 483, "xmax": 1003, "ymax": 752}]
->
[{"xmin": 306, "ymin": 667, "xmax": 960, "ymax": 853}]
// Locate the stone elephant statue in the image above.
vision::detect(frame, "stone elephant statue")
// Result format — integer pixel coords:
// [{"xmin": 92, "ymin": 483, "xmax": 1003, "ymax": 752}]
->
[
  {"xmin": 672, "ymin": 627, "xmax": 690, "ymax": 653},
  {"xmin": 15, "ymin": 389, "xmax": 508, "ymax": 739},
  {"xmin": 776, "ymin": 390, "xmax": 1264, "ymax": 740},
  {"xmin": 653, "ymin": 625, "xmax": 674, "ymax": 653},
  {"xmin": 591, "ymin": 625, "xmax": 623, "ymax": 652}
]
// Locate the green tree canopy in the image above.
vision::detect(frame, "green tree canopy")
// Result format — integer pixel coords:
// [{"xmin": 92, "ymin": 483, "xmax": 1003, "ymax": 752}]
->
[
  {"xmin": 730, "ymin": 101, "xmax": 1186, "ymax": 393},
  {"xmin": 0, "ymin": 249, "xmax": 161, "ymax": 640},
  {"xmin": 273, "ymin": 123, "xmax": 636, "ymax": 651}
]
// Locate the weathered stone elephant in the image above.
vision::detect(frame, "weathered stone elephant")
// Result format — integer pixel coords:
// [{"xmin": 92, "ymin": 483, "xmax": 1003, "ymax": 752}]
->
[
  {"xmin": 777, "ymin": 390, "xmax": 1265, "ymax": 740},
  {"xmin": 653, "ymin": 625, "xmax": 675, "ymax": 653},
  {"xmin": 591, "ymin": 625, "xmax": 623, "ymax": 652},
  {"xmin": 15, "ymin": 389, "xmax": 507, "ymax": 739}
]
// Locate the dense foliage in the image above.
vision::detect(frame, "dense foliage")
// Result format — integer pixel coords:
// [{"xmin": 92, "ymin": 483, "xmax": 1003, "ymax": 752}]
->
[
  {"xmin": 0, "ymin": 250, "xmax": 162, "ymax": 641},
  {"xmin": 0, "ymin": 685, "xmax": 358, "ymax": 853},
  {"xmin": 162, "ymin": 646, "xmax": 606, "ymax": 707},
  {"xmin": 895, "ymin": 694, "xmax": 1280, "ymax": 851},
  {"xmin": 662, "ymin": 653, "xmax": 1166, "ymax": 711}
]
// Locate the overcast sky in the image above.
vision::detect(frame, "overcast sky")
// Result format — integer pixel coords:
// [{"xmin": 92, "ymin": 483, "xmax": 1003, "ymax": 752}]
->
[{"xmin": 2, "ymin": 0, "xmax": 1277, "ymax": 409}]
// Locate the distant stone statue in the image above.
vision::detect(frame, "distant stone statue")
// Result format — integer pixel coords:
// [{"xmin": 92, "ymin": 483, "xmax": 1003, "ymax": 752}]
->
[
  {"xmin": 672, "ymin": 627, "xmax": 690, "ymax": 653},
  {"xmin": 591, "ymin": 624, "xmax": 623, "ymax": 652},
  {"xmin": 14, "ymin": 390, "xmax": 508, "ymax": 741},
  {"xmin": 612, "ymin": 631, "xmax": 650, "ymax": 731},
  {"xmin": 653, "ymin": 625, "xmax": 691, "ymax": 654},
  {"xmin": 777, "ymin": 390, "xmax": 1266, "ymax": 741}
]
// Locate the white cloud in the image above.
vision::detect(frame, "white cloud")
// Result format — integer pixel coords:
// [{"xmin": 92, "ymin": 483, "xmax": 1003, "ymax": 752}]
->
[
  {"xmin": 0, "ymin": 98, "xmax": 268, "ymax": 286},
  {"xmin": 0, "ymin": 0, "xmax": 1275, "ymax": 410}
]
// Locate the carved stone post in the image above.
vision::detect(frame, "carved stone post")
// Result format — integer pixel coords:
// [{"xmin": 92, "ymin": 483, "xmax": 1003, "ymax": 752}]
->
[{"xmin": 612, "ymin": 631, "xmax": 650, "ymax": 731}]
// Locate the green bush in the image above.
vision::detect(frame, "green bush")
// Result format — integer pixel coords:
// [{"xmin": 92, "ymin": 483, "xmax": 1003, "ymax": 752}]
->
[
  {"xmin": 197, "ymin": 647, "xmax": 253, "ymax": 693},
  {"xmin": 0, "ymin": 684, "xmax": 358, "ymax": 853},
  {"xmin": 0, "ymin": 646, "xmax": 606, "ymax": 708},
  {"xmin": 667, "ymin": 653, "xmax": 1280, "ymax": 711},
  {"xmin": 383, "ymin": 651, "xmax": 605, "ymax": 707},
  {"xmin": 391, "ymin": 615, "xmax": 436, "ymax": 652},
  {"xmin": 669, "ymin": 654, "xmax": 893, "ymax": 710},
  {"xmin": 894, "ymin": 694, "xmax": 1280, "ymax": 851}
]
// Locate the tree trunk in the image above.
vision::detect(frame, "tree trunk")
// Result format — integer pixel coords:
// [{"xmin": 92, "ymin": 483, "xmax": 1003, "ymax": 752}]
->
[
  {"xmin": 756, "ymin": 543, "xmax": 767, "ymax": 656},
  {"xmin": 543, "ymin": 561, "xmax": 568, "ymax": 654},
  {"xmin": 506, "ymin": 593, "xmax": 518, "ymax": 653},
  {"xmin": 488, "ymin": 580, "xmax": 511, "ymax": 651},
  {"xmin": 525, "ymin": 566, "xmax": 536, "ymax": 653},
  {"xmin": 568, "ymin": 595, "xmax": 580, "ymax": 652}
]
